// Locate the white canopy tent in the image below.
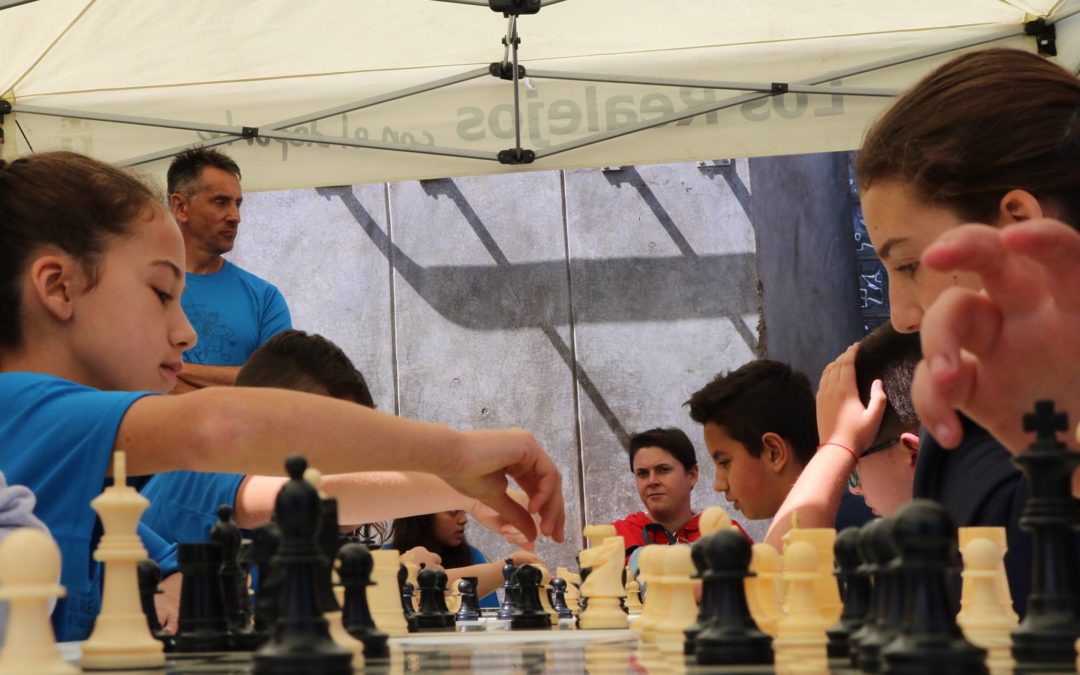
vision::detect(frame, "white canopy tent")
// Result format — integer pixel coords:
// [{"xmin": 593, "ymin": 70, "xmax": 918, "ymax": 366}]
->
[{"xmin": 2, "ymin": 0, "xmax": 1078, "ymax": 191}]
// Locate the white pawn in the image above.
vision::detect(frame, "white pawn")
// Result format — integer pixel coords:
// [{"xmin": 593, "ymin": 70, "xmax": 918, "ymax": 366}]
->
[
  {"xmin": 774, "ymin": 540, "xmax": 830, "ymax": 675},
  {"xmin": 698, "ymin": 506, "xmax": 733, "ymax": 536},
  {"xmin": 746, "ymin": 543, "xmax": 783, "ymax": 637},
  {"xmin": 958, "ymin": 538, "xmax": 1017, "ymax": 674},
  {"xmin": 0, "ymin": 528, "xmax": 78, "ymax": 675},
  {"xmin": 630, "ymin": 546, "xmax": 664, "ymax": 639},
  {"xmin": 369, "ymin": 550, "xmax": 409, "ymax": 637},
  {"xmin": 80, "ymin": 451, "xmax": 165, "ymax": 670},
  {"xmin": 624, "ymin": 566, "xmax": 643, "ymax": 616},
  {"xmin": 654, "ymin": 545, "xmax": 698, "ymax": 655}
]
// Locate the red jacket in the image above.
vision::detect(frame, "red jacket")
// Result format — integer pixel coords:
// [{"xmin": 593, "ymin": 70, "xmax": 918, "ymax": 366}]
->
[{"xmin": 610, "ymin": 511, "xmax": 750, "ymax": 560}]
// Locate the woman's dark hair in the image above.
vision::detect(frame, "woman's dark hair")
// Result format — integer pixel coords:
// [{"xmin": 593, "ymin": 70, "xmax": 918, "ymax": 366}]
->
[
  {"xmin": 0, "ymin": 151, "xmax": 159, "ymax": 353},
  {"xmin": 857, "ymin": 48, "xmax": 1080, "ymax": 227},
  {"xmin": 627, "ymin": 427, "xmax": 697, "ymax": 471},
  {"xmin": 390, "ymin": 513, "xmax": 473, "ymax": 569}
]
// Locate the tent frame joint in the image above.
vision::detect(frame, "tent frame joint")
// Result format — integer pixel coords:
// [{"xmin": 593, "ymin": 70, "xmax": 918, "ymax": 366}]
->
[
  {"xmin": 241, "ymin": 126, "xmax": 259, "ymax": 139},
  {"xmin": 771, "ymin": 82, "xmax": 789, "ymax": 94},
  {"xmin": 488, "ymin": 0, "xmax": 541, "ymax": 16},
  {"xmin": 490, "ymin": 61, "xmax": 526, "ymax": 80},
  {"xmin": 498, "ymin": 148, "xmax": 535, "ymax": 165},
  {"xmin": 1024, "ymin": 18, "xmax": 1057, "ymax": 55}
]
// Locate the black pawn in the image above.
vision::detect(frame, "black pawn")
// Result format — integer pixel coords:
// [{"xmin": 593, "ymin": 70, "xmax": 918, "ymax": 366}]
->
[
  {"xmin": 856, "ymin": 516, "xmax": 905, "ymax": 673},
  {"xmin": 398, "ymin": 563, "xmax": 418, "ymax": 633},
  {"xmin": 434, "ymin": 569, "xmax": 456, "ymax": 628},
  {"xmin": 848, "ymin": 518, "xmax": 884, "ymax": 668},
  {"xmin": 510, "ymin": 564, "xmax": 551, "ymax": 630},
  {"xmin": 880, "ymin": 500, "xmax": 987, "ymax": 674},
  {"xmin": 137, "ymin": 559, "xmax": 174, "ymax": 652},
  {"xmin": 210, "ymin": 504, "xmax": 258, "ymax": 650},
  {"xmin": 337, "ymin": 543, "xmax": 390, "ymax": 659},
  {"xmin": 694, "ymin": 529, "xmax": 773, "ymax": 667},
  {"xmin": 415, "ymin": 566, "xmax": 451, "ymax": 631},
  {"xmin": 827, "ymin": 527, "xmax": 869, "ymax": 660},
  {"xmin": 174, "ymin": 542, "xmax": 229, "ymax": 652},
  {"xmin": 454, "ymin": 578, "xmax": 482, "ymax": 622},
  {"xmin": 496, "ymin": 558, "xmax": 518, "ymax": 621},
  {"xmin": 683, "ymin": 535, "xmax": 712, "ymax": 655},
  {"xmin": 1011, "ymin": 401, "xmax": 1080, "ymax": 672},
  {"xmin": 550, "ymin": 577, "xmax": 573, "ymax": 621},
  {"xmin": 250, "ymin": 523, "xmax": 281, "ymax": 646},
  {"xmin": 252, "ymin": 455, "xmax": 352, "ymax": 675}
]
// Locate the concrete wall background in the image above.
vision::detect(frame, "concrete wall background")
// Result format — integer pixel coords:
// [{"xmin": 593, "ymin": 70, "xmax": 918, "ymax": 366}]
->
[{"xmin": 226, "ymin": 153, "xmax": 858, "ymax": 570}]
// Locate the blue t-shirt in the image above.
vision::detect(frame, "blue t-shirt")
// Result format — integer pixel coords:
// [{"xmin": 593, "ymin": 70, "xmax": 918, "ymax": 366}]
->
[
  {"xmin": 180, "ymin": 259, "xmax": 291, "ymax": 367},
  {"xmin": 382, "ymin": 543, "xmax": 499, "ymax": 608},
  {"xmin": 0, "ymin": 372, "xmax": 152, "ymax": 640},
  {"xmin": 139, "ymin": 471, "xmax": 245, "ymax": 557}
]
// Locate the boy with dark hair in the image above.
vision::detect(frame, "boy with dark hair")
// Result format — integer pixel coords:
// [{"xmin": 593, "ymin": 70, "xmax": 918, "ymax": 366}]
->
[
  {"xmin": 764, "ymin": 325, "xmax": 923, "ymax": 548},
  {"xmin": 687, "ymin": 360, "xmax": 817, "ymax": 521}
]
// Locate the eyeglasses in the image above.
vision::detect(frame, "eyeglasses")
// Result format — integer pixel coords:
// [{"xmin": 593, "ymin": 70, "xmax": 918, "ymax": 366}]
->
[{"xmin": 847, "ymin": 436, "xmax": 900, "ymax": 489}]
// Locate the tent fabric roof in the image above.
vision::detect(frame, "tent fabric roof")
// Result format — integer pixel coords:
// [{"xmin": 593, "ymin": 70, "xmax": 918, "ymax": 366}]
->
[{"xmin": 2, "ymin": 0, "xmax": 1077, "ymax": 190}]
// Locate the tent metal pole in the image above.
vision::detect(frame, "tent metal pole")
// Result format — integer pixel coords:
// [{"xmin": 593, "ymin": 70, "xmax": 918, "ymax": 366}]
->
[
  {"xmin": 527, "ymin": 70, "xmax": 898, "ymax": 97},
  {"xmin": 0, "ymin": 0, "xmax": 39, "ymax": 9},
  {"xmin": 534, "ymin": 24, "xmax": 1024, "ymax": 160},
  {"xmin": 254, "ymin": 128, "xmax": 497, "ymax": 161},
  {"xmin": 511, "ymin": 16, "xmax": 522, "ymax": 159},
  {"xmin": 11, "ymin": 104, "xmax": 243, "ymax": 135},
  {"xmin": 114, "ymin": 68, "xmax": 489, "ymax": 167}
]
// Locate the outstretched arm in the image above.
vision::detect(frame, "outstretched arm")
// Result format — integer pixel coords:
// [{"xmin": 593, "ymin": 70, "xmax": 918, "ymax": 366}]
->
[
  {"xmin": 118, "ymin": 387, "xmax": 565, "ymax": 542},
  {"xmin": 764, "ymin": 344, "xmax": 886, "ymax": 550},
  {"xmin": 446, "ymin": 550, "xmax": 539, "ymax": 599}
]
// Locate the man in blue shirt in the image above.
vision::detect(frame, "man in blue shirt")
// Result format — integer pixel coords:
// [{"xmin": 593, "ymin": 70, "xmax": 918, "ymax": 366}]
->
[{"xmin": 166, "ymin": 147, "xmax": 291, "ymax": 390}]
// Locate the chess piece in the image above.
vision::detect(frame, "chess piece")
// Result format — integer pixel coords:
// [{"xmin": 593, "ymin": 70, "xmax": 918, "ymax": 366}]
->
[
  {"xmin": 1010, "ymin": 401, "xmax": 1080, "ymax": 672},
  {"xmin": 577, "ymin": 534, "xmax": 628, "ymax": 629},
  {"xmin": 847, "ymin": 518, "xmax": 883, "ymax": 669},
  {"xmin": 174, "ymin": 543, "xmax": 229, "ymax": 652},
  {"xmin": 454, "ymin": 578, "xmax": 482, "ymax": 622},
  {"xmin": 325, "ymin": 585, "xmax": 364, "ymax": 665},
  {"xmin": 774, "ymin": 541, "xmax": 830, "ymax": 674},
  {"xmin": 958, "ymin": 537, "xmax": 1017, "ymax": 674},
  {"xmin": 0, "ymin": 528, "xmax": 79, "ymax": 675},
  {"xmin": 533, "ymin": 565, "xmax": 559, "ymax": 627},
  {"xmin": 550, "ymin": 577, "xmax": 574, "ymax": 620},
  {"xmin": 880, "ymin": 500, "xmax": 987, "ymax": 674},
  {"xmin": 510, "ymin": 564, "xmax": 552, "ymax": 629},
  {"xmin": 557, "ymin": 567, "xmax": 581, "ymax": 614},
  {"xmin": 250, "ymin": 522, "xmax": 281, "ymax": 645},
  {"xmin": 398, "ymin": 564, "xmax": 419, "ymax": 633},
  {"xmin": 782, "ymin": 512, "xmax": 843, "ymax": 626},
  {"xmin": 624, "ymin": 566, "xmax": 643, "ymax": 616},
  {"xmin": 694, "ymin": 529, "xmax": 773, "ymax": 667},
  {"xmin": 136, "ymin": 559, "xmax": 174, "ymax": 652},
  {"xmin": 745, "ymin": 542, "xmax": 782, "ymax": 637},
  {"xmin": 434, "ymin": 569, "xmax": 456, "ymax": 628},
  {"xmin": 582, "ymin": 523, "xmax": 617, "ymax": 548},
  {"xmin": 826, "ymin": 527, "xmax": 869, "ymax": 661},
  {"xmin": 338, "ymin": 543, "xmax": 389, "ymax": 659},
  {"xmin": 253, "ymin": 455, "xmax": 352, "ymax": 675},
  {"xmin": 854, "ymin": 516, "xmax": 905, "ymax": 673},
  {"xmin": 698, "ymin": 505, "xmax": 733, "ymax": 536},
  {"xmin": 654, "ymin": 545, "xmax": 698, "ymax": 655},
  {"xmin": 633, "ymin": 545, "xmax": 668, "ymax": 642},
  {"xmin": 497, "ymin": 557, "xmax": 518, "ymax": 621},
  {"xmin": 81, "ymin": 451, "xmax": 166, "ymax": 669},
  {"xmin": 414, "ymin": 565, "xmax": 451, "ymax": 631},
  {"xmin": 210, "ymin": 504, "xmax": 257, "ymax": 650},
  {"xmin": 958, "ymin": 527, "xmax": 1017, "ymax": 626},
  {"xmin": 683, "ymin": 536, "xmax": 711, "ymax": 656},
  {"xmin": 368, "ymin": 550, "xmax": 409, "ymax": 637}
]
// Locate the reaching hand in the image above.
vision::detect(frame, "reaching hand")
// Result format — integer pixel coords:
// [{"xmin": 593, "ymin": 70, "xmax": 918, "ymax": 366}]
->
[
  {"xmin": 401, "ymin": 546, "xmax": 443, "ymax": 570},
  {"xmin": 442, "ymin": 429, "xmax": 565, "ymax": 544},
  {"xmin": 470, "ymin": 489, "xmax": 540, "ymax": 551},
  {"xmin": 913, "ymin": 220, "xmax": 1080, "ymax": 455},
  {"xmin": 817, "ymin": 344, "xmax": 887, "ymax": 453}
]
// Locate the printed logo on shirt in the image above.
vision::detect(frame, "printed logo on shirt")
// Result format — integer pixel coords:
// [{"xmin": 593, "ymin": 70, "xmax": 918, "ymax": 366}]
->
[{"xmin": 183, "ymin": 304, "xmax": 238, "ymax": 364}]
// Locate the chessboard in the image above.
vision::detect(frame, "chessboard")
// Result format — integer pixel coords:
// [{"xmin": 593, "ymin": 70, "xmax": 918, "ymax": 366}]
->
[{"xmin": 57, "ymin": 628, "xmax": 878, "ymax": 674}]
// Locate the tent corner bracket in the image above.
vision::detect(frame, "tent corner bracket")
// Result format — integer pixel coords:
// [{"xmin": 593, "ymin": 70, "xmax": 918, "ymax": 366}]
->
[
  {"xmin": 498, "ymin": 148, "xmax": 535, "ymax": 165},
  {"xmin": 489, "ymin": 0, "xmax": 541, "ymax": 16},
  {"xmin": 1024, "ymin": 18, "xmax": 1057, "ymax": 56},
  {"xmin": 490, "ymin": 62, "xmax": 526, "ymax": 80}
]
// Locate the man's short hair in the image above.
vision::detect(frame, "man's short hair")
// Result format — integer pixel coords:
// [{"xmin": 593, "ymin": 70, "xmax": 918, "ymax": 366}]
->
[
  {"xmin": 236, "ymin": 330, "xmax": 375, "ymax": 408},
  {"xmin": 686, "ymin": 359, "xmax": 817, "ymax": 466},
  {"xmin": 627, "ymin": 427, "xmax": 697, "ymax": 471},
  {"xmin": 166, "ymin": 147, "xmax": 242, "ymax": 197},
  {"xmin": 854, "ymin": 324, "xmax": 922, "ymax": 436}
]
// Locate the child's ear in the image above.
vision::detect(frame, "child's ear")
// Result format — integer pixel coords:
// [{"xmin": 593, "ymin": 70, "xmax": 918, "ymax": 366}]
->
[
  {"xmin": 29, "ymin": 254, "xmax": 80, "ymax": 322},
  {"xmin": 996, "ymin": 189, "xmax": 1045, "ymax": 225},
  {"xmin": 760, "ymin": 432, "xmax": 790, "ymax": 473},
  {"xmin": 900, "ymin": 432, "xmax": 920, "ymax": 468}
]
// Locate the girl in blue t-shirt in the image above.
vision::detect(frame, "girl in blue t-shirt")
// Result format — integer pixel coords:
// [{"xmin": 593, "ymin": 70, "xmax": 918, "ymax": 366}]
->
[
  {"xmin": 391, "ymin": 511, "xmax": 539, "ymax": 608},
  {"xmin": 0, "ymin": 151, "xmax": 565, "ymax": 640}
]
